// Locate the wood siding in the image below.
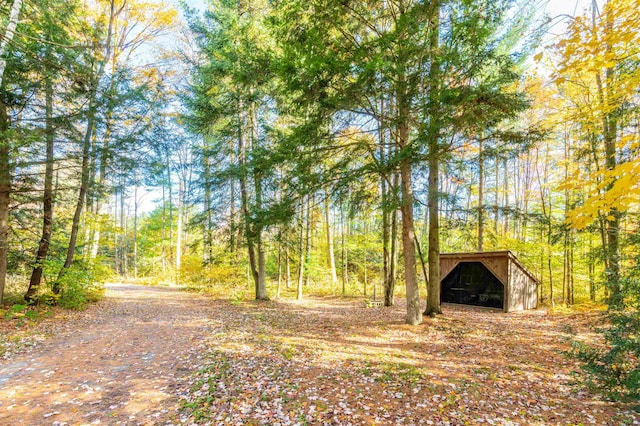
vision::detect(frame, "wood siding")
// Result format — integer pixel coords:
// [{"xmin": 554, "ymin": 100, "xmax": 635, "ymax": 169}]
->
[{"xmin": 440, "ymin": 251, "xmax": 539, "ymax": 312}]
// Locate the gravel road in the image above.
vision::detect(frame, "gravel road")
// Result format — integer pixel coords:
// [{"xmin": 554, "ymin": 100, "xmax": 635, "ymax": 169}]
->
[{"xmin": 0, "ymin": 283, "xmax": 216, "ymax": 425}]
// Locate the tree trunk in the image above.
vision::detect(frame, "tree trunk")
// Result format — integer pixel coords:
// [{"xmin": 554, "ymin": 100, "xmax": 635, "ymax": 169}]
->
[
  {"xmin": 589, "ymin": 234, "xmax": 596, "ymax": 301},
  {"xmin": 56, "ymin": 0, "xmax": 117, "ymax": 288},
  {"xmin": 494, "ymin": 159, "xmax": 499, "ymax": 234},
  {"xmin": 89, "ymin": 75, "xmax": 116, "ymax": 260},
  {"xmin": 424, "ymin": 0, "xmax": 442, "ymax": 318},
  {"xmin": 255, "ymin": 174, "xmax": 267, "ymax": 300},
  {"xmin": 57, "ymin": 109, "xmax": 94, "ymax": 289},
  {"xmin": 166, "ymin": 152, "xmax": 174, "ymax": 266},
  {"xmin": 0, "ymin": 0, "xmax": 23, "ymax": 87},
  {"xmin": 25, "ymin": 73, "xmax": 55, "ymax": 302},
  {"xmin": 114, "ymin": 189, "xmax": 119, "ymax": 274},
  {"xmin": 176, "ymin": 180, "xmax": 183, "ymax": 275},
  {"xmin": 563, "ymin": 127, "xmax": 569, "ymax": 305},
  {"xmin": 237, "ymin": 105, "xmax": 259, "ymax": 294},
  {"xmin": 400, "ymin": 155, "xmax": 421, "ymax": 325},
  {"xmin": 133, "ymin": 181, "xmax": 138, "ymax": 279},
  {"xmin": 478, "ymin": 137, "xmax": 484, "ymax": 251},
  {"xmin": 161, "ymin": 182, "xmax": 166, "ymax": 272},
  {"xmin": 203, "ymin": 154, "xmax": 212, "ymax": 264},
  {"xmin": 304, "ymin": 194, "xmax": 312, "ymax": 287},
  {"xmin": 276, "ymin": 239, "xmax": 282, "ymax": 298},
  {"xmin": 503, "ymin": 158, "xmax": 509, "ymax": 236},
  {"xmin": 340, "ymin": 200, "xmax": 348, "ymax": 295},
  {"xmin": 324, "ymin": 189, "xmax": 337, "ymax": 284},
  {"xmin": 425, "ymin": 152, "xmax": 441, "ymax": 316},
  {"xmin": 120, "ymin": 180, "xmax": 127, "ymax": 277},
  {"xmin": 0, "ymin": 0, "xmax": 21, "ymax": 305},
  {"xmin": 593, "ymin": 0, "xmax": 621, "ymax": 308},
  {"xmin": 285, "ymin": 243, "xmax": 291, "ymax": 289},
  {"xmin": 381, "ymin": 163, "xmax": 390, "ymax": 303},
  {"xmin": 0, "ymin": 101, "xmax": 10, "ymax": 305},
  {"xmin": 385, "ymin": 172, "xmax": 399, "ymax": 306},
  {"xmin": 249, "ymin": 100, "xmax": 267, "ymax": 300},
  {"xmin": 537, "ymin": 146, "xmax": 554, "ymax": 308},
  {"xmin": 297, "ymin": 200, "xmax": 305, "ymax": 300},
  {"xmin": 230, "ymin": 173, "xmax": 236, "ymax": 254}
]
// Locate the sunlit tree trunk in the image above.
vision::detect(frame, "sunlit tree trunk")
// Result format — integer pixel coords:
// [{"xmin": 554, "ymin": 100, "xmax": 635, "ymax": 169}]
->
[
  {"xmin": 424, "ymin": 0, "xmax": 442, "ymax": 318},
  {"xmin": 133, "ymin": 180, "xmax": 138, "ymax": 279},
  {"xmin": 0, "ymin": 0, "xmax": 21, "ymax": 84},
  {"xmin": 89, "ymin": 74, "xmax": 116, "ymax": 260},
  {"xmin": 166, "ymin": 152, "xmax": 174, "ymax": 266},
  {"xmin": 114, "ymin": 189, "xmax": 119, "ymax": 274},
  {"xmin": 249, "ymin": 100, "xmax": 267, "ymax": 300},
  {"xmin": 0, "ymin": 0, "xmax": 23, "ymax": 304},
  {"xmin": 324, "ymin": 189, "xmax": 337, "ymax": 285},
  {"xmin": 297, "ymin": 199, "xmax": 305, "ymax": 300},
  {"xmin": 388, "ymin": 181, "xmax": 398, "ymax": 304},
  {"xmin": 563, "ymin": 127, "xmax": 569, "ymax": 305},
  {"xmin": 57, "ymin": 0, "xmax": 118, "ymax": 288},
  {"xmin": 304, "ymin": 194, "xmax": 312, "ymax": 287},
  {"xmin": 399, "ymin": 135, "xmax": 422, "ymax": 323},
  {"xmin": 161, "ymin": 180, "xmax": 167, "ymax": 272},
  {"xmin": 229, "ymin": 172, "xmax": 237, "ymax": 254},
  {"xmin": 594, "ymin": 3, "xmax": 621, "ymax": 306},
  {"xmin": 276, "ymin": 237, "xmax": 282, "ymax": 298},
  {"xmin": 381, "ymin": 128, "xmax": 398, "ymax": 306},
  {"xmin": 503, "ymin": 158, "xmax": 509, "ymax": 236},
  {"xmin": 478, "ymin": 137, "xmax": 484, "ymax": 251},
  {"xmin": 340, "ymin": 200, "xmax": 349, "ymax": 295},
  {"xmin": 285, "ymin": 243, "xmax": 291, "ymax": 289},
  {"xmin": 203, "ymin": 152, "xmax": 213, "ymax": 265},
  {"xmin": 120, "ymin": 179, "xmax": 127, "ymax": 277},
  {"xmin": 537, "ymin": 146, "xmax": 554, "ymax": 308}
]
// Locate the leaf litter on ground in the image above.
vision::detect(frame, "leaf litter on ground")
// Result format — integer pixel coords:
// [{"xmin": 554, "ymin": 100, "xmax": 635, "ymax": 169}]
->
[
  {"xmin": 180, "ymin": 297, "xmax": 639, "ymax": 425},
  {"xmin": 0, "ymin": 284, "xmax": 638, "ymax": 425}
]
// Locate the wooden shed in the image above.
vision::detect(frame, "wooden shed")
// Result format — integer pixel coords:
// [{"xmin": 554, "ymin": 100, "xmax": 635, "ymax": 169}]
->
[{"xmin": 440, "ymin": 251, "xmax": 539, "ymax": 312}]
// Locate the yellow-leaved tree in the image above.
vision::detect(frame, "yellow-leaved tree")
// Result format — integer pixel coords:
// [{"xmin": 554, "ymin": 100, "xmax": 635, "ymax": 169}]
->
[{"xmin": 552, "ymin": 0, "xmax": 640, "ymax": 305}]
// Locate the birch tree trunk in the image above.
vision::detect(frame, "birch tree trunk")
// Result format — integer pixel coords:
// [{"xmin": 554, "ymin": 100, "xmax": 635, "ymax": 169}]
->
[
  {"xmin": 0, "ymin": 0, "xmax": 22, "ymax": 86},
  {"xmin": 0, "ymin": 0, "xmax": 23, "ymax": 304}
]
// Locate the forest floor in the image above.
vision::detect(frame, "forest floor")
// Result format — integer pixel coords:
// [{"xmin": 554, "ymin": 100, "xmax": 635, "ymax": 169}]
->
[{"xmin": 0, "ymin": 284, "xmax": 638, "ymax": 426}]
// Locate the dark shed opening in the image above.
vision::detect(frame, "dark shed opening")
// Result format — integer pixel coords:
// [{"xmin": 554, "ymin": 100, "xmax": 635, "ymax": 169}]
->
[{"xmin": 441, "ymin": 261, "xmax": 504, "ymax": 309}]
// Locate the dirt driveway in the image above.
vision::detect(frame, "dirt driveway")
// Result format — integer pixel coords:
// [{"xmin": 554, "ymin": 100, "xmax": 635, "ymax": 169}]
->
[{"xmin": 0, "ymin": 283, "xmax": 215, "ymax": 425}]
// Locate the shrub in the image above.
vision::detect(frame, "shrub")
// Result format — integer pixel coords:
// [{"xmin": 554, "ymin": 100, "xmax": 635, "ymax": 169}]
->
[
  {"xmin": 571, "ymin": 246, "xmax": 640, "ymax": 408},
  {"xmin": 50, "ymin": 260, "xmax": 108, "ymax": 310}
]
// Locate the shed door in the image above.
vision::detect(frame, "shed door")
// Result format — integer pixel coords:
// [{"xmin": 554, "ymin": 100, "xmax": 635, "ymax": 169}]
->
[{"xmin": 441, "ymin": 262, "xmax": 504, "ymax": 309}]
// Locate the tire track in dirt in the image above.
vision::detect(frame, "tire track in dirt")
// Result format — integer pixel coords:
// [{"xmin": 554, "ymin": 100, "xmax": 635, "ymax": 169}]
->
[{"xmin": 0, "ymin": 283, "xmax": 217, "ymax": 425}]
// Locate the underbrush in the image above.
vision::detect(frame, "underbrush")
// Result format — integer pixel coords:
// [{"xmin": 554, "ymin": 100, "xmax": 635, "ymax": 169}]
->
[
  {"xmin": 1, "ymin": 258, "xmax": 110, "ymax": 312},
  {"xmin": 134, "ymin": 251, "xmax": 404, "ymax": 302},
  {"xmin": 183, "ymin": 272, "xmax": 404, "ymax": 303}
]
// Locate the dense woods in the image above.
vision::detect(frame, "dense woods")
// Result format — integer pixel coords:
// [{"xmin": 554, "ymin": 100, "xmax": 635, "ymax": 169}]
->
[{"xmin": 0, "ymin": 0, "xmax": 638, "ymax": 402}]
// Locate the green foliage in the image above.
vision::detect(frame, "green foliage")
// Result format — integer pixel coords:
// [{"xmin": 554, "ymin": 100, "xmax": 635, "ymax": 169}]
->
[
  {"xmin": 570, "ymin": 231, "xmax": 640, "ymax": 408},
  {"xmin": 572, "ymin": 310, "xmax": 640, "ymax": 405},
  {"xmin": 47, "ymin": 260, "xmax": 108, "ymax": 310},
  {"xmin": 3, "ymin": 303, "xmax": 27, "ymax": 320}
]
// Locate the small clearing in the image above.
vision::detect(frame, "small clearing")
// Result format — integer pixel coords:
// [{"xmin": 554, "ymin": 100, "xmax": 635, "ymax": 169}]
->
[{"xmin": 0, "ymin": 284, "xmax": 638, "ymax": 425}]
